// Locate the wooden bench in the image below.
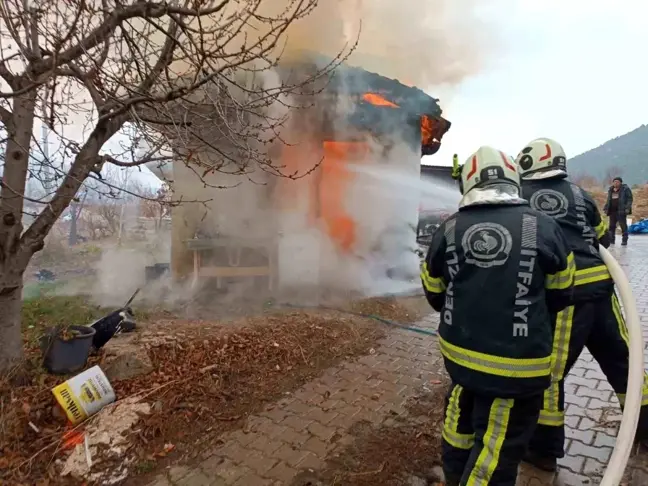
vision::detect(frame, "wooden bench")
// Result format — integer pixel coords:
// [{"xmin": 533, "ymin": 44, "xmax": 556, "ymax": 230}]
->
[{"xmin": 186, "ymin": 237, "xmax": 276, "ymax": 291}]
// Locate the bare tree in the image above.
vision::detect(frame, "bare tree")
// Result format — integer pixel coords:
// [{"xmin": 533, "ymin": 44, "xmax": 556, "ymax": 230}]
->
[
  {"xmin": 69, "ymin": 173, "xmax": 116, "ymax": 244},
  {"xmin": 602, "ymin": 166, "xmax": 624, "ymax": 187},
  {"xmin": 570, "ymin": 174, "xmax": 601, "ymax": 191},
  {"xmin": 0, "ymin": 0, "xmax": 346, "ymax": 371},
  {"xmin": 135, "ymin": 182, "xmax": 171, "ymax": 231},
  {"xmin": 68, "ymin": 186, "xmax": 88, "ymax": 245},
  {"xmin": 95, "ymin": 199, "xmax": 121, "ymax": 235}
]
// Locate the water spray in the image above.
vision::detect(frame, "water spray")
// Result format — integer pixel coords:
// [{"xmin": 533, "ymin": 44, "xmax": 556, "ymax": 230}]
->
[{"xmin": 598, "ymin": 246, "xmax": 644, "ymax": 486}]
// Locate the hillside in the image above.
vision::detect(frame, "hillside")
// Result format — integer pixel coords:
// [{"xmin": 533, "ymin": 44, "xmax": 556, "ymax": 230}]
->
[
  {"xmin": 572, "ymin": 176, "xmax": 648, "ymax": 223},
  {"xmin": 569, "ymin": 124, "xmax": 648, "ymax": 185}
]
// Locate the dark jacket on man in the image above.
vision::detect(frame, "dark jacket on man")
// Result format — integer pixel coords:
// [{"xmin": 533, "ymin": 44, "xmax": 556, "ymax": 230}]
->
[
  {"xmin": 604, "ymin": 184, "xmax": 633, "ymax": 216},
  {"xmin": 604, "ymin": 180, "xmax": 633, "ymax": 244}
]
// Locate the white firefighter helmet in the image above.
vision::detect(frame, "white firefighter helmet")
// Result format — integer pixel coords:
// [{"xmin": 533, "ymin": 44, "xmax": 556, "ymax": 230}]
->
[
  {"xmin": 460, "ymin": 146, "xmax": 520, "ymax": 196},
  {"xmin": 515, "ymin": 138, "xmax": 567, "ymax": 180}
]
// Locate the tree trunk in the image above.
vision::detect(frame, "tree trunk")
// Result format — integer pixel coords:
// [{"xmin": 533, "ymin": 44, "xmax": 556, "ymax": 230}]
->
[
  {"xmin": 0, "ymin": 92, "xmax": 37, "ymax": 372},
  {"xmin": 0, "ymin": 255, "xmax": 29, "ymax": 373},
  {"xmin": 69, "ymin": 213, "xmax": 78, "ymax": 246},
  {"xmin": 0, "ymin": 283, "xmax": 24, "ymax": 371},
  {"xmin": 69, "ymin": 204, "xmax": 80, "ymax": 246}
]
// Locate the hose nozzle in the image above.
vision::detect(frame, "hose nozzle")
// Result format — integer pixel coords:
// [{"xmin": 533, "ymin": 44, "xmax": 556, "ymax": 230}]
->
[
  {"xmin": 451, "ymin": 154, "xmax": 464, "ymax": 194},
  {"xmin": 452, "ymin": 154, "xmax": 461, "ymax": 180}
]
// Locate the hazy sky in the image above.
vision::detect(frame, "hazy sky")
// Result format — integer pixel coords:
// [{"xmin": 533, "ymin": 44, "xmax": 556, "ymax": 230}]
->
[{"xmin": 425, "ymin": 0, "xmax": 648, "ymax": 166}]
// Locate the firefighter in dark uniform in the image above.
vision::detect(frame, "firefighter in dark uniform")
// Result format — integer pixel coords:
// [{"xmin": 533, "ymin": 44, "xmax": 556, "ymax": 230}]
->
[
  {"xmin": 515, "ymin": 137, "xmax": 648, "ymax": 472},
  {"xmin": 422, "ymin": 146, "xmax": 575, "ymax": 486}
]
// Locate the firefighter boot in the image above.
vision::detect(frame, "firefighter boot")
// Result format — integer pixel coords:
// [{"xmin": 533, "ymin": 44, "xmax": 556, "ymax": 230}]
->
[
  {"xmin": 523, "ymin": 450, "xmax": 557, "ymax": 472},
  {"xmin": 517, "ymin": 460, "xmax": 557, "ymax": 486},
  {"xmin": 439, "ymin": 466, "xmax": 462, "ymax": 486},
  {"xmin": 440, "ymin": 467, "xmax": 462, "ymax": 486}
]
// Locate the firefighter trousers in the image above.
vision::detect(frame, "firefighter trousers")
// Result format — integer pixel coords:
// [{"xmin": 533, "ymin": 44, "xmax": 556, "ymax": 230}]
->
[
  {"xmin": 442, "ymin": 383, "xmax": 542, "ymax": 486},
  {"xmin": 528, "ymin": 292, "xmax": 648, "ymax": 458}
]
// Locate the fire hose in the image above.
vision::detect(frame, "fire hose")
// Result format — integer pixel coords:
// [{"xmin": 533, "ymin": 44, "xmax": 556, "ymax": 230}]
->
[
  {"xmin": 599, "ymin": 246, "xmax": 644, "ymax": 486},
  {"xmin": 280, "ymin": 302, "xmax": 437, "ymax": 336}
]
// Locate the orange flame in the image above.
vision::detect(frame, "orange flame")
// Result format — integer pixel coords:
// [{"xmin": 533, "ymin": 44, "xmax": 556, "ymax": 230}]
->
[
  {"xmin": 320, "ymin": 141, "xmax": 369, "ymax": 253},
  {"xmin": 421, "ymin": 115, "xmax": 434, "ymax": 145},
  {"xmin": 362, "ymin": 93, "xmax": 399, "ymax": 108},
  {"xmin": 362, "ymin": 94, "xmax": 438, "ymax": 147}
]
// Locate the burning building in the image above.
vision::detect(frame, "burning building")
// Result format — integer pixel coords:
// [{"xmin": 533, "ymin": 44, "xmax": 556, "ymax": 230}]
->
[{"xmin": 148, "ymin": 58, "xmax": 451, "ymax": 298}]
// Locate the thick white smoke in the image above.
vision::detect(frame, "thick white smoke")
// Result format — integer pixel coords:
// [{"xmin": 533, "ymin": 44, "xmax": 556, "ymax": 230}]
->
[{"xmin": 84, "ymin": 0, "xmax": 495, "ymax": 306}]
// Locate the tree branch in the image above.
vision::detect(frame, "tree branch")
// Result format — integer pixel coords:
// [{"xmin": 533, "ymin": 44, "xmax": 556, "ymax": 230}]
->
[
  {"xmin": 18, "ymin": 116, "xmax": 125, "ymax": 253},
  {"xmin": 0, "ymin": 105, "xmax": 14, "ymax": 131},
  {"xmin": 0, "ymin": 0, "xmax": 232, "ymax": 98},
  {"xmin": 0, "ymin": 59, "xmax": 16, "ymax": 87},
  {"xmin": 102, "ymin": 153, "xmax": 173, "ymax": 168}
]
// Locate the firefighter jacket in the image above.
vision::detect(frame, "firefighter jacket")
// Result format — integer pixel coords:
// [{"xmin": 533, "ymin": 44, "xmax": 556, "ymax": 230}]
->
[
  {"xmin": 521, "ymin": 178, "xmax": 612, "ymax": 303},
  {"xmin": 421, "ymin": 203, "xmax": 575, "ymax": 398}
]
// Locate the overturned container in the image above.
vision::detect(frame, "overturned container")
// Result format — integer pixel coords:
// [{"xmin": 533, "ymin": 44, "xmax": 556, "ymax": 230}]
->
[
  {"xmin": 40, "ymin": 325, "xmax": 96, "ymax": 375},
  {"xmin": 51, "ymin": 365, "xmax": 116, "ymax": 425}
]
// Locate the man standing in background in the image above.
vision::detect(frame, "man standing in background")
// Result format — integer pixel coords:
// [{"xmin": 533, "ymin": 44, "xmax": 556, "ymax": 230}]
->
[{"xmin": 604, "ymin": 176, "xmax": 633, "ymax": 246}]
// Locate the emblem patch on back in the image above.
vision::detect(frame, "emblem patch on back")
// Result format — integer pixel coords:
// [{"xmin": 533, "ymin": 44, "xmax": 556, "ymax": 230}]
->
[
  {"xmin": 461, "ymin": 222, "xmax": 513, "ymax": 268},
  {"xmin": 530, "ymin": 189, "xmax": 569, "ymax": 218}
]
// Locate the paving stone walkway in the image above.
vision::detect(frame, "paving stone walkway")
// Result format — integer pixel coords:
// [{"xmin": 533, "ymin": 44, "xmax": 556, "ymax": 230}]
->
[
  {"xmin": 146, "ymin": 316, "xmax": 444, "ymax": 486},
  {"xmin": 146, "ymin": 236, "xmax": 648, "ymax": 486}
]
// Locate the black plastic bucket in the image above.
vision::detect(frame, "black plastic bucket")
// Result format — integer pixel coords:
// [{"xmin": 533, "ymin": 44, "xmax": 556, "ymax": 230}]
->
[
  {"xmin": 40, "ymin": 325, "xmax": 96, "ymax": 375},
  {"xmin": 145, "ymin": 263, "xmax": 170, "ymax": 283}
]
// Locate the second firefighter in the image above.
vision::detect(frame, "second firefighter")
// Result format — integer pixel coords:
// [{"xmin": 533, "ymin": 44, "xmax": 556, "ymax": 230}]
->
[{"xmin": 422, "ymin": 146, "xmax": 575, "ymax": 486}]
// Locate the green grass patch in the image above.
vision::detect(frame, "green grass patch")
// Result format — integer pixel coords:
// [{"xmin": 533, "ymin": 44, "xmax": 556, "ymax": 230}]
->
[
  {"xmin": 22, "ymin": 281, "xmax": 63, "ymax": 300},
  {"xmin": 21, "ymin": 295, "xmax": 107, "ymax": 348},
  {"xmin": 134, "ymin": 460, "xmax": 157, "ymax": 475},
  {"xmin": 22, "ymin": 295, "xmax": 105, "ymax": 329},
  {"xmin": 82, "ymin": 244, "xmax": 102, "ymax": 255},
  {"xmin": 21, "ymin": 292, "xmax": 154, "ymax": 348}
]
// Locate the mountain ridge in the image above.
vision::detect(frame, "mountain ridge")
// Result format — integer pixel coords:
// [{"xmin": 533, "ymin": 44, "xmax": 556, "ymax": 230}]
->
[{"xmin": 569, "ymin": 124, "xmax": 648, "ymax": 185}]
